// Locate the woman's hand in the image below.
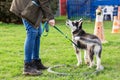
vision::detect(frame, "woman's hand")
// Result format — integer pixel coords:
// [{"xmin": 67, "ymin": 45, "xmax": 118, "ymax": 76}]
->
[{"xmin": 49, "ymin": 19, "xmax": 55, "ymax": 26}]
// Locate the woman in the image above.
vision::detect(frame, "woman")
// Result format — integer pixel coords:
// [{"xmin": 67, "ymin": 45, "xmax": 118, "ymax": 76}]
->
[{"xmin": 10, "ymin": 0, "xmax": 55, "ymax": 75}]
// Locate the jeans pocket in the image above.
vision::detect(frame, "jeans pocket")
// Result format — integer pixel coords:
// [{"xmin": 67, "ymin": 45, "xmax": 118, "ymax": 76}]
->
[{"xmin": 22, "ymin": 18, "xmax": 38, "ymax": 33}]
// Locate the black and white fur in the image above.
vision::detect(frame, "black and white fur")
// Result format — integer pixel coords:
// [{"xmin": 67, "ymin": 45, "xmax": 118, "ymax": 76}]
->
[{"xmin": 66, "ymin": 19, "xmax": 103, "ymax": 70}]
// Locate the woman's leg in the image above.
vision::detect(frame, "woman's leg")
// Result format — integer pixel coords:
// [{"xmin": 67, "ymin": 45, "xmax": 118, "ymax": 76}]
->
[
  {"xmin": 22, "ymin": 19, "xmax": 38, "ymax": 63},
  {"xmin": 22, "ymin": 19, "xmax": 42, "ymax": 75},
  {"xmin": 32, "ymin": 24, "xmax": 48, "ymax": 70},
  {"xmin": 32, "ymin": 24, "xmax": 42, "ymax": 60}
]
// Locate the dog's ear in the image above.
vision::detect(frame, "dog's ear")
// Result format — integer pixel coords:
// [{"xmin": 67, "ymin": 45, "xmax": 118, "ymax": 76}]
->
[
  {"xmin": 78, "ymin": 21, "xmax": 83, "ymax": 29},
  {"xmin": 78, "ymin": 18, "xmax": 82, "ymax": 22}
]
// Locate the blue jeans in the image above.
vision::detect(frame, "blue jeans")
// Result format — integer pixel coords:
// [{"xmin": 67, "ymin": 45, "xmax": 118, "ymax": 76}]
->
[{"xmin": 22, "ymin": 19, "xmax": 42, "ymax": 63}]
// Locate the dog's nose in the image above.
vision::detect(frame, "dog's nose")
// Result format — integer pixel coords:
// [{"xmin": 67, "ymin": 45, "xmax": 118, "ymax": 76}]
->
[
  {"xmin": 66, "ymin": 22, "xmax": 69, "ymax": 25},
  {"xmin": 66, "ymin": 20, "xmax": 68, "ymax": 23},
  {"xmin": 66, "ymin": 19, "xmax": 69, "ymax": 22},
  {"xmin": 66, "ymin": 21, "xmax": 69, "ymax": 26}
]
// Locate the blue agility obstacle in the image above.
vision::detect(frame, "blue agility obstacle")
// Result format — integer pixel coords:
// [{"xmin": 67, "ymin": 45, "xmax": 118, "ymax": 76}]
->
[{"xmin": 67, "ymin": 0, "xmax": 120, "ymax": 20}]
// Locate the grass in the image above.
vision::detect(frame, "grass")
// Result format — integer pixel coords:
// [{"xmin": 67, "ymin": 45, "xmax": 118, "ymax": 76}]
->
[{"xmin": 0, "ymin": 20, "xmax": 120, "ymax": 80}]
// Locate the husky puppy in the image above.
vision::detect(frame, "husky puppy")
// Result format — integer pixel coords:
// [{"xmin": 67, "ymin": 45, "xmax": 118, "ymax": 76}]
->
[{"xmin": 66, "ymin": 19, "xmax": 103, "ymax": 70}]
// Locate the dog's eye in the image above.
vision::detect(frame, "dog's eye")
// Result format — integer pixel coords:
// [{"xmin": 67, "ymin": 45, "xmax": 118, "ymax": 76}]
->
[
  {"xmin": 72, "ymin": 22, "xmax": 75, "ymax": 26},
  {"xmin": 67, "ymin": 23, "xmax": 69, "ymax": 25}
]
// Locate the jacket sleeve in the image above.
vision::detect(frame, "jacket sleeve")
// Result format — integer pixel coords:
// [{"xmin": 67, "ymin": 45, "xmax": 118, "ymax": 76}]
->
[{"xmin": 38, "ymin": 0, "xmax": 54, "ymax": 21}]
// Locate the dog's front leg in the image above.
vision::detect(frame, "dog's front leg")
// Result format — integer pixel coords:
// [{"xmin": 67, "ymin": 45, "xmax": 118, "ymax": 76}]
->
[{"xmin": 75, "ymin": 48, "xmax": 82, "ymax": 66}]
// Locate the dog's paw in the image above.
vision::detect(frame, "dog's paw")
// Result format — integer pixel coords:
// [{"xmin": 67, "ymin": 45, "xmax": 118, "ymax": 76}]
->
[
  {"xmin": 84, "ymin": 58, "xmax": 90, "ymax": 65},
  {"xmin": 85, "ymin": 61, "xmax": 90, "ymax": 65},
  {"xmin": 77, "ymin": 62, "xmax": 82, "ymax": 66},
  {"xmin": 96, "ymin": 65, "xmax": 104, "ymax": 71},
  {"xmin": 74, "ymin": 36, "xmax": 80, "ymax": 41},
  {"xmin": 88, "ymin": 63, "xmax": 94, "ymax": 68},
  {"xmin": 88, "ymin": 65, "xmax": 92, "ymax": 69}
]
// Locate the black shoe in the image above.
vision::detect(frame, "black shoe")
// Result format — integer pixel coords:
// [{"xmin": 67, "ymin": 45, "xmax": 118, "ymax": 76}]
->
[
  {"xmin": 23, "ymin": 62, "xmax": 42, "ymax": 76},
  {"xmin": 32, "ymin": 59, "xmax": 48, "ymax": 70}
]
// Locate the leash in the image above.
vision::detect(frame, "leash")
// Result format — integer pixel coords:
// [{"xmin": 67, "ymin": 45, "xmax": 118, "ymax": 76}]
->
[
  {"xmin": 32, "ymin": 0, "xmax": 49, "ymax": 37},
  {"xmin": 41, "ymin": 23, "xmax": 79, "ymax": 48},
  {"xmin": 42, "ymin": 21, "xmax": 49, "ymax": 36},
  {"xmin": 53, "ymin": 26, "xmax": 79, "ymax": 48},
  {"xmin": 48, "ymin": 64, "xmax": 103, "ymax": 76}
]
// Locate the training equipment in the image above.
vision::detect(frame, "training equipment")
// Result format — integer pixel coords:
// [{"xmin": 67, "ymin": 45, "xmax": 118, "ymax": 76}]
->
[
  {"xmin": 111, "ymin": 6, "xmax": 120, "ymax": 33},
  {"xmin": 112, "ymin": 16, "xmax": 120, "ymax": 33},
  {"xmin": 94, "ymin": 7, "xmax": 107, "ymax": 43},
  {"xmin": 117, "ymin": 6, "xmax": 120, "ymax": 30}
]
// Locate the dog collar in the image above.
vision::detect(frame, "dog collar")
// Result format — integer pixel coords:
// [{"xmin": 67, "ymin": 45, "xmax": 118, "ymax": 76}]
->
[{"xmin": 72, "ymin": 30, "xmax": 79, "ymax": 34}]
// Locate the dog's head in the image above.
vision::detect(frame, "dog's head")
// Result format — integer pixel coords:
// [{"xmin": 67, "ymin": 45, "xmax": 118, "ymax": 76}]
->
[{"xmin": 66, "ymin": 18, "xmax": 83, "ymax": 33}]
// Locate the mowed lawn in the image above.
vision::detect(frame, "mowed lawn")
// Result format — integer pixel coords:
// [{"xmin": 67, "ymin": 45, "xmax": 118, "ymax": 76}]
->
[{"xmin": 0, "ymin": 20, "xmax": 120, "ymax": 80}]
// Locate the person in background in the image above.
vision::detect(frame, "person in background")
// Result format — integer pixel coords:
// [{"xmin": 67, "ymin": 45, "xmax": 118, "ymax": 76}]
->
[{"xmin": 10, "ymin": 0, "xmax": 55, "ymax": 75}]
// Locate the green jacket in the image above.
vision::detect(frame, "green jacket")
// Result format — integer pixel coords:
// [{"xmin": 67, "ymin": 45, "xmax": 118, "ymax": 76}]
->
[{"xmin": 10, "ymin": 0, "xmax": 54, "ymax": 28}]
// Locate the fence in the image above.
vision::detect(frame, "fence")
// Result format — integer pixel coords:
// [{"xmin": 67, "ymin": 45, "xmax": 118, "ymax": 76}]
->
[
  {"xmin": 67, "ymin": 0, "xmax": 91, "ymax": 20},
  {"xmin": 66, "ymin": 0, "xmax": 120, "ymax": 20}
]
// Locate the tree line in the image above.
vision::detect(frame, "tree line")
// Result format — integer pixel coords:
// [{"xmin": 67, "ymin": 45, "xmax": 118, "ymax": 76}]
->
[{"xmin": 0, "ymin": 0, "xmax": 59, "ymax": 23}]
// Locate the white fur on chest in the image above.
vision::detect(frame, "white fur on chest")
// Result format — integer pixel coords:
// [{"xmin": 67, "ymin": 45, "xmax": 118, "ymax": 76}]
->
[{"xmin": 74, "ymin": 36, "xmax": 80, "ymax": 40}]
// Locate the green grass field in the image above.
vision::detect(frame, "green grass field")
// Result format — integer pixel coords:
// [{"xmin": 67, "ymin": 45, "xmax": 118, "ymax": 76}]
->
[{"xmin": 0, "ymin": 20, "xmax": 120, "ymax": 80}]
